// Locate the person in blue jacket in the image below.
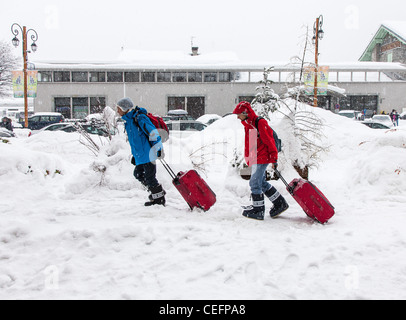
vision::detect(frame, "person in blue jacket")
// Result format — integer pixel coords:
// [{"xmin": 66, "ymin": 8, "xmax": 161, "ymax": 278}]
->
[{"xmin": 117, "ymin": 98, "xmax": 166, "ymax": 207}]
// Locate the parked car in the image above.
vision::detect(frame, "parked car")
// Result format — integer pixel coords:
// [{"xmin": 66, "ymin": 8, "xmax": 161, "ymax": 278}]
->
[
  {"xmin": 338, "ymin": 110, "xmax": 357, "ymax": 120},
  {"xmin": 400, "ymin": 112, "xmax": 406, "ymax": 120},
  {"xmin": 196, "ymin": 114, "xmax": 222, "ymax": 126},
  {"xmin": 24, "ymin": 112, "xmax": 65, "ymax": 130},
  {"xmin": 32, "ymin": 123, "xmax": 111, "ymax": 137},
  {"xmin": 166, "ymin": 120, "xmax": 207, "ymax": 139},
  {"xmin": 363, "ymin": 109, "xmax": 375, "ymax": 119},
  {"xmin": 164, "ymin": 109, "xmax": 195, "ymax": 121},
  {"xmin": 371, "ymin": 115, "xmax": 394, "ymax": 127},
  {"xmin": 361, "ymin": 121, "xmax": 392, "ymax": 129},
  {"xmin": 0, "ymin": 128, "xmax": 16, "ymax": 138},
  {"xmin": 166, "ymin": 120, "xmax": 207, "ymax": 132},
  {"xmin": 34, "ymin": 123, "xmax": 72, "ymax": 133}
]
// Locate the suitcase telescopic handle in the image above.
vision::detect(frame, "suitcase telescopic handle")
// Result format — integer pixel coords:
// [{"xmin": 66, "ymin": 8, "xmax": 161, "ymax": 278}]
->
[
  {"xmin": 274, "ymin": 169, "xmax": 295, "ymax": 195},
  {"xmin": 160, "ymin": 159, "xmax": 177, "ymax": 180}
]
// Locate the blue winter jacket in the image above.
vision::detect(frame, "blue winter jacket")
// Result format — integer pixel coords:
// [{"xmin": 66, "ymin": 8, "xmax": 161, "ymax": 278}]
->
[{"xmin": 122, "ymin": 108, "xmax": 163, "ymax": 165}]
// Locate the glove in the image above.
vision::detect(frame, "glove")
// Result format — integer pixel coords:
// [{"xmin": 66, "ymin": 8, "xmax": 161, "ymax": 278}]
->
[
  {"xmin": 157, "ymin": 148, "xmax": 165, "ymax": 160},
  {"xmin": 131, "ymin": 156, "xmax": 136, "ymax": 166},
  {"xmin": 272, "ymin": 162, "xmax": 278, "ymax": 170}
]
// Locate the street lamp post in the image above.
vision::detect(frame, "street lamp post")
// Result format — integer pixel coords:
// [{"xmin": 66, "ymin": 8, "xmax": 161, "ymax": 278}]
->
[
  {"xmin": 11, "ymin": 23, "xmax": 38, "ymax": 128},
  {"xmin": 312, "ymin": 15, "xmax": 324, "ymax": 108}
]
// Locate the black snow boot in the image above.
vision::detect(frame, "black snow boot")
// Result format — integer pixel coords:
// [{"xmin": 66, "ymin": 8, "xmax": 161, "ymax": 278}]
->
[
  {"xmin": 145, "ymin": 184, "xmax": 166, "ymax": 207},
  {"xmin": 265, "ymin": 187, "xmax": 289, "ymax": 219},
  {"xmin": 242, "ymin": 194, "xmax": 265, "ymax": 221}
]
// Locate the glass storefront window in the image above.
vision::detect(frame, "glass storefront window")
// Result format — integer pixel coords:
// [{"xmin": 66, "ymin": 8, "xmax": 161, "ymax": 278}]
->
[
  {"xmin": 125, "ymin": 72, "xmax": 140, "ymax": 82},
  {"xmin": 188, "ymin": 72, "xmax": 202, "ymax": 82},
  {"xmin": 141, "ymin": 72, "xmax": 156, "ymax": 82},
  {"xmin": 72, "ymin": 97, "xmax": 89, "ymax": 119},
  {"xmin": 72, "ymin": 72, "xmax": 88, "ymax": 82},
  {"xmin": 38, "ymin": 71, "xmax": 52, "ymax": 82},
  {"xmin": 107, "ymin": 72, "xmax": 123, "ymax": 82},
  {"xmin": 173, "ymin": 72, "xmax": 187, "ymax": 82},
  {"xmin": 157, "ymin": 72, "xmax": 171, "ymax": 82},
  {"xmin": 54, "ymin": 71, "xmax": 71, "ymax": 82},
  {"xmin": 90, "ymin": 72, "xmax": 106, "ymax": 82},
  {"xmin": 204, "ymin": 72, "xmax": 217, "ymax": 82}
]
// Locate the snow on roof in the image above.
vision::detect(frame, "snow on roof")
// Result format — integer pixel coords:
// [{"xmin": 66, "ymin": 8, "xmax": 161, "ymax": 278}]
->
[
  {"xmin": 382, "ymin": 21, "xmax": 406, "ymax": 42},
  {"xmin": 33, "ymin": 49, "xmax": 406, "ymax": 72},
  {"xmin": 118, "ymin": 49, "xmax": 240, "ymax": 65}
]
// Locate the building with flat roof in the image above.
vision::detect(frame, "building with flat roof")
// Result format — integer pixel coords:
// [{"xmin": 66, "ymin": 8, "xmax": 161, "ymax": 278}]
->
[{"xmin": 32, "ymin": 47, "xmax": 406, "ymax": 119}]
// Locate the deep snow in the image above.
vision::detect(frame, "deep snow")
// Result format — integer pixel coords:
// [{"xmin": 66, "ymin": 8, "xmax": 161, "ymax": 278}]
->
[{"xmin": 0, "ymin": 107, "xmax": 406, "ymax": 300}]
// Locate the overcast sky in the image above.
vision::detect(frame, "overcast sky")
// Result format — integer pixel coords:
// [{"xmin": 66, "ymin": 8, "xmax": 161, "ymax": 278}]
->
[{"xmin": 2, "ymin": 0, "xmax": 406, "ymax": 64}]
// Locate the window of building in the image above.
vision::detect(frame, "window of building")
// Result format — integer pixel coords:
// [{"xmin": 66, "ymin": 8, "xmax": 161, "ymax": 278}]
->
[
  {"xmin": 72, "ymin": 97, "xmax": 89, "ymax": 119},
  {"xmin": 141, "ymin": 72, "xmax": 156, "ymax": 82},
  {"xmin": 89, "ymin": 72, "xmax": 106, "ymax": 82},
  {"xmin": 387, "ymin": 53, "xmax": 393, "ymax": 62},
  {"xmin": 38, "ymin": 71, "xmax": 52, "ymax": 82},
  {"xmin": 72, "ymin": 72, "xmax": 88, "ymax": 82},
  {"xmin": 55, "ymin": 97, "xmax": 71, "ymax": 119},
  {"xmin": 204, "ymin": 72, "xmax": 217, "ymax": 82},
  {"xmin": 125, "ymin": 72, "xmax": 140, "ymax": 82},
  {"xmin": 219, "ymin": 72, "xmax": 231, "ymax": 82},
  {"xmin": 337, "ymin": 95, "xmax": 378, "ymax": 112},
  {"xmin": 186, "ymin": 97, "xmax": 205, "ymax": 119},
  {"xmin": 54, "ymin": 96, "xmax": 107, "ymax": 119},
  {"xmin": 352, "ymin": 72, "xmax": 367, "ymax": 82},
  {"xmin": 168, "ymin": 96, "xmax": 205, "ymax": 119},
  {"xmin": 234, "ymin": 72, "xmax": 249, "ymax": 82},
  {"xmin": 157, "ymin": 72, "xmax": 171, "ymax": 82},
  {"xmin": 250, "ymin": 72, "xmax": 265, "ymax": 82},
  {"xmin": 173, "ymin": 72, "xmax": 187, "ymax": 82},
  {"xmin": 337, "ymin": 72, "xmax": 352, "ymax": 82},
  {"xmin": 107, "ymin": 72, "xmax": 123, "ymax": 82},
  {"xmin": 54, "ymin": 71, "xmax": 71, "ymax": 82},
  {"xmin": 168, "ymin": 97, "xmax": 186, "ymax": 111},
  {"xmin": 90, "ymin": 97, "xmax": 106, "ymax": 114},
  {"xmin": 188, "ymin": 72, "xmax": 202, "ymax": 82}
]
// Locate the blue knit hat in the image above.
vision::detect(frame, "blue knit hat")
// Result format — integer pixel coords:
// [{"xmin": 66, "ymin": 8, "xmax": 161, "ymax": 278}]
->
[{"xmin": 117, "ymin": 98, "xmax": 134, "ymax": 112}]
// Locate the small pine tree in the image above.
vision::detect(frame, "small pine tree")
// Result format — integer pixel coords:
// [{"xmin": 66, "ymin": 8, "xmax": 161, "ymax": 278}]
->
[{"xmin": 251, "ymin": 67, "xmax": 280, "ymax": 120}]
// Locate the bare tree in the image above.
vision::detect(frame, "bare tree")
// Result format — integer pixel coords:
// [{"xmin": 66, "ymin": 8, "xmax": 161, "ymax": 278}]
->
[{"xmin": 0, "ymin": 41, "xmax": 19, "ymax": 98}]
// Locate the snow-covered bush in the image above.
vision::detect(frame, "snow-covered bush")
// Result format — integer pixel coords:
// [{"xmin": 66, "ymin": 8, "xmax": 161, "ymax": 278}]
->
[{"xmin": 250, "ymin": 67, "xmax": 329, "ymax": 178}]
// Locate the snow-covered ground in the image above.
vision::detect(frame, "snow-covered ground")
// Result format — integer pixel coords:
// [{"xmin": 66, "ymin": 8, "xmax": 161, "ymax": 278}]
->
[{"xmin": 0, "ymin": 108, "xmax": 406, "ymax": 300}]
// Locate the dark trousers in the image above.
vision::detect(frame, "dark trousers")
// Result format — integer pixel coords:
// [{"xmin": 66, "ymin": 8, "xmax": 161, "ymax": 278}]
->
[{"xmin": 133, "ymin": 162, "xmax": 159, "ymax": 190}]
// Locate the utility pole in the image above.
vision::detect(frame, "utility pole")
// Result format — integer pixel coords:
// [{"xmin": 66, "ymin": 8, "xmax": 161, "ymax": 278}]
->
[{"xmin": 312, "ymin": 15, "xmax": 324, "ymax": 108}]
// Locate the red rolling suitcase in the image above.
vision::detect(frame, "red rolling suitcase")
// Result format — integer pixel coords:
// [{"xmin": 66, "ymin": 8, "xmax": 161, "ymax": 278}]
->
[
  {"xmin": 161, "ymin": 160, "xmax": 217, "ymax": 211},
  {"xmin": 276, "ymin": 170, "xmax": 335, "ymax": 224}
]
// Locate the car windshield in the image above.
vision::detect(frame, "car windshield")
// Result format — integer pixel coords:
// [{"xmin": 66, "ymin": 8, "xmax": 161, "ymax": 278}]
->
[
  {"xmin": 373, "ymin": 123, "xmax": 389, "ymax": 129},
  {"xmin": 373, "ymin": 116, "xmax": 389, "ymax": 121},
  {"xmin": 45, "ymin": 124, "xmax": 68, "ymax": 131},
  {"xmin": 167, "ymin": 122, "xmax": 206, "ymax": 131},
  {"xmin": 339, "ymin": 113, "xmax": 354, "ymax": 119}
]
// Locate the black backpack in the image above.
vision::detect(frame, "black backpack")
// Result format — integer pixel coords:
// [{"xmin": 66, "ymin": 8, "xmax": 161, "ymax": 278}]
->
[{"xmin": 255, "ymin": 117, "xmax": 282, "ymax": 152}]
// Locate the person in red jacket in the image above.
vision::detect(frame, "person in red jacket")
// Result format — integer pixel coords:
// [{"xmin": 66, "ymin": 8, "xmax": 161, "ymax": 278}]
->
[{"xmin": 233, "ymin": 101, "xmax": 289, "ymax": 220}]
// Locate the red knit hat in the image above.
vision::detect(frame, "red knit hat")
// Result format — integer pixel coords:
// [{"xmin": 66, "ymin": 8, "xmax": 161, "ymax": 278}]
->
[{"xmin": 233, "ymin": 101, "xmax": 251, "ymax": 115}]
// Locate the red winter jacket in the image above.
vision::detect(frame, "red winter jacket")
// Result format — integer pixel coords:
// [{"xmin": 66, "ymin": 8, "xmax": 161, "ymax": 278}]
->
[{"xmin": 233, "ymin": 101, "xmax": 278, "ymax": 166}]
